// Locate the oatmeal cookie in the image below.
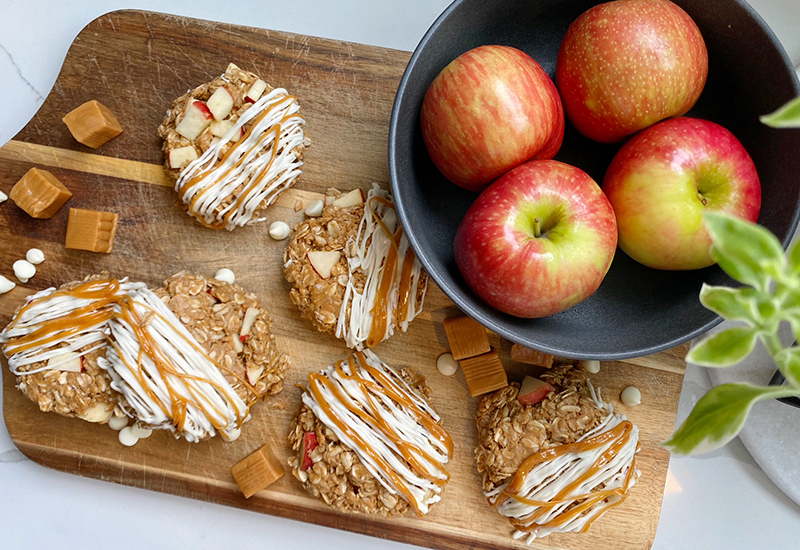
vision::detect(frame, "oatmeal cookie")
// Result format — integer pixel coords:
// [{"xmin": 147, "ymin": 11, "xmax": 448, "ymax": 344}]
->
[
  {"xmin": 158, "ymin": 63, "xmax": 306, "ymax": 230},
  {"xmin": 153, "ymin": 271, "xmax": 290, "ymax": 401},
  {"xmin": 475, "ymin": 365, "xmax": 606, "ymax": 492},
  {"xmin": 475, "ymin": 364, "xmax": 641, "ymax": 542},
  {"xmin": 288, "ymin": 350, "xmax": 452, "ymax": 516},
  {"xmin": 0, "ymin": 273, "xmax": 138, "ymax": 422},
  {"xmin": 13, "ymin": 345, "xmax": 117, "ymax": 422},
  {"xmin": 283, "ymin": 184, "xmax": 428, "ymax": 349},
  {"xmin": 1, "ymin": 271, "xmax": 289, "ymax": 443}
]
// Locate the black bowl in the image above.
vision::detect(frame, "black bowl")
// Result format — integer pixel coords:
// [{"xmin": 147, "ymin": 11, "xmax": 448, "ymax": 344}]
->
[{"xmin": 389, "ymin": 0, "xmax": 800, "ymax": 360}]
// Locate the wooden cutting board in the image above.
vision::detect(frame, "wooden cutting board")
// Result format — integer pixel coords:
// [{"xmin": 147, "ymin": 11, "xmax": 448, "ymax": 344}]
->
[{"xmin": 0, "ymin": 11, "xmax": 688, "ymax": 550}]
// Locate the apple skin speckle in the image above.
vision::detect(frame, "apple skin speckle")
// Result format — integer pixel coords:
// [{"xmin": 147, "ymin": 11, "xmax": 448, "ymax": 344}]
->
[
  {"xmin": 454, "ymin": 160, "xmax": 617, "ymax": 318},
  {"xmin": 421, "ymin": 45, "xmax": 565, "ymax": 192},
  {"xmin": 556, "ymin": 0, "xmax": 708, "ymax": 143},
  {"xmin": 602, "ymin": 117, "xmax": 761, "ymax": 270}
]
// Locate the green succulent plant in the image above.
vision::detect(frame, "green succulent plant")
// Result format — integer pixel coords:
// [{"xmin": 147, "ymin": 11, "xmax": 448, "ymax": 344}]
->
[
  {"xmin": 664, "ymin": 212, "xmax": 800, "ymax": 455},
  {"xmin": 760, "ymin": 96, "xmax": 800, "ymax": 128}
]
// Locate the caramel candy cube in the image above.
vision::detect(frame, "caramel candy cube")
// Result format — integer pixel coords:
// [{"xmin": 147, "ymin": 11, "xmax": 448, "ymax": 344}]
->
[
  {"xmin": 65, "ymin": 208, "xmax": 119, "ymax": 253},
  {"xmin": 443, "ymin": 315, "xmax": 491, "ymax": 360},
  {"xmin": 231, "ymin": 442, "xmax": 285, "ymax": 498},
  {"xmin": 62, "ymin": 100, "xmax": 122, "ymax": 148},
  {"xmin": 511, "ymin": 344, "xmax": 554, "ymax": 369},
  {"xmin": 459, "ymin": 350, "xmax": 508, "ymax": 397},
  {"xmin": 10, "ymin": 168, "xmax": 72, "ymax": 219}
]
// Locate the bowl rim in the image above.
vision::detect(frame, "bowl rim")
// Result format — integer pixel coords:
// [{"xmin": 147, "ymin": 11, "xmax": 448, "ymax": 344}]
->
[{"xmin": 388, "ymin": 0, "xmax": 800, "ymax": 360}]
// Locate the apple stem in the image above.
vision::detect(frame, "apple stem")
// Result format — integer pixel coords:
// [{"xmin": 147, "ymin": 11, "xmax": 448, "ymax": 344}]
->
[{"xmin": 533, "ymin": 217, "xmax": 541, "ymax": 238}]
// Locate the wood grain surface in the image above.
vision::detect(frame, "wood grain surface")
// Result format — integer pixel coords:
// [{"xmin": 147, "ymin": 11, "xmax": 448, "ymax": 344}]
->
[{"xmin": 0, "ymin": 11, "xmax": 688, "ymax": 550}]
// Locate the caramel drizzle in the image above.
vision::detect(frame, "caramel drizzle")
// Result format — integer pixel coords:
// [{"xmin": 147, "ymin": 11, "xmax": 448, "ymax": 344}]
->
[
  {"xmin": 110, "ymin": 293, "xmax": 249, "ymax": 434},
  {"xmin": 353, "ymin": 351, "xmax": 453, "ymax": 456},
  {"xmin": 305, "ymin": 351, "xmax": 452, "ymax": 515},
  {"xmin": 363, "ymin": 195, "xmax": 417, "ymax": 348},
  {"xmin": 3, "ymin": 277, "xmax": 257, "ymax": 439},
  {"xmin": 176, "ymin": 93, "xmax": 302, "ymax": 230},
  {"xmin": 496, "ymin": 420, "xmax": 638, "ymax": 534},
  {"xmin": 3, "ymin": 279, "xmax": 124, "ymax": 360}
]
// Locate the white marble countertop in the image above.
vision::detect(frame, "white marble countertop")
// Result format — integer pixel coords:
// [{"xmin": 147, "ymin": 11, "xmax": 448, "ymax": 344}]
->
[{"xmin": 1, "ymin": 1, "xmax": 800, "ymax": 549}]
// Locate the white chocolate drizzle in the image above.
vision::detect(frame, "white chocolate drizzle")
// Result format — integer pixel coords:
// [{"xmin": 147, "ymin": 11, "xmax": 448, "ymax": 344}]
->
[
  {"xmin": 0, "ymin": 279, "xmax": 144, "ymax": 375},
  {"xmin": 102, "ymin": 287, "xmax": 250, "ymax": 443},
  {"xmin": 485, "ymin": 383, "xmax": 640, "ymax": 542},
  {"xmin": 302, "ymin": 350, "xmax": 452, "ymax": 515},
  {"xmin": 336, "ymin": 184, "xmax": 427, "ymax": 349},
  {"xmin": 176, "ymin": 87, "xmax": 305, "ymax": 230}
]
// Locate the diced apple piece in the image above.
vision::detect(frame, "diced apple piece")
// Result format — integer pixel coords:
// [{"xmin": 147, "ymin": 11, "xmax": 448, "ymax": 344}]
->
[
  {"xmin": 332, "ymin": 188, "xmax": 365, "ymax": 208},
  {"xmin": 168, "ymin": 145, "xmax": 199, "ymax": 169},
  {"xmin": 239, "ymin": 307, "xmax": 260, "ymax": 343},
  {"xmin": 207, "ymin": 86, "xmax": 235, "ymax": 120},
  {"xmin": 176, "ymin": 99, "xmax": 213, "ymax": 140},
  {"xmin": 245, "ymin": 79, "xmax": 268, "ymax": 103},
  {"xmin": 517, "ymin": 376, "xmax": 555, "ymax": 406},
  {"xmin": 247, "ymin": 364, "xmax": 264, "ymax": 386},
  {"xmin": 76, "ymin": 402, "xmax": 114, "ymax": 423},
  {"xmin": 47, "ymin": 351, "xmax": 83, "ymax": 372},
  {"xmin": 210, "ymin": 119, "xmax": 237, "ymax": 138},
  {"xmin": 301, "ymin": 432, "xmax": 318, "ymax": 471},
  {"xmin": 232, "ymin": 333, "xmax": 244, "ymax": 353},
  {"xmin": 307, "ymin": 251, "xmax": 341, "ymax": 279}
]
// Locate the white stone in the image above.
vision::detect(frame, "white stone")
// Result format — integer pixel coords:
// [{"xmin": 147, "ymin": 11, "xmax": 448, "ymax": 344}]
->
[
  {"xmin": 580, "ymin": 359, "xmax": 600, "ymax": 374},
  {"xmin": 620, "ymin": 386, "xmax": 642, "ymax": 407},
  {"xmin": 214, "ymin": 268, "xmax": 235, "ymax": 284},
  {"xmin": 13, "ymin": 259, "xmax": 35, "ymax": 283},
  {"xmin": 118, "ymin": 426, "xmax": 139, "ymax": 447},
  {"xmin": 268, "ymin": 221, "xmax": 291, "ymax": 240},
  {"xmin": 25, "ymin": 248, "xmax": 45, "ymax": 265},
  {"xmin": 304, "ymin": 199, "xmax": 324, "ymax": 217},
  {"xmin": 436, "ymin": 353, "xmax": 458, "ymax": 376}
]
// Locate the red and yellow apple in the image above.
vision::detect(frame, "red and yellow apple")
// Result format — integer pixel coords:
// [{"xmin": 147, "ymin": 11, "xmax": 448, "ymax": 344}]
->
[
  {"xmin": 421, "ymin": 45, "xmax": 564, "ymax": 192},
  {"xmin": 454, "ymin": 160, "xmax": 617, "ymax": 318},
  {"xmin": 603, "ymin": 117, "xmax": 761, "ymax": 270},
  {"xmin": 556, "ymin": 0, "xmax": 708, "ymax": 143}
]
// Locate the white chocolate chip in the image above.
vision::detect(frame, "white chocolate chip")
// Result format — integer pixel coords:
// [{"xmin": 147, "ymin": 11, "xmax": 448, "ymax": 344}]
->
[
  {"xmin": 108, "ymin": 416, "xmax": 129, "ymax": 431},
  {"xmin": 214, "ymin": 268, "xmax": 235, "ymax": 284},
  {"xmin": 0, "ymin": 275, "xmax": 15, "ymax": 294},
  {"xmin": 13, "ymin": 260, "xmax": 35, "ymax": 283},
  {"xmin": 0, "ymin": 190, "xmax": 7, "ymax": 204},
  {"xmin": 118, "ymin": 426, "xmax": 139, "ymax": 447},
  {"xmin": 26, "ymin": 248, "xmax": 45, "ymax": 265},
  {"xmin": 620, "ymin": 386, "xmax": 642, "ymax": 407},
  {"xmin": 436, "ymin": 353, "xmax": 458, "ymax": 376},
  {"xmin": 130, "ymin": 425, "xmax": 152, "ymax": 439},
  {"xmin": 580, "ymin": 359, "xmax": 600, "ymax": 374},
  {"xmin": 268, "ymin": 221, "xmax": 291, "ymax": 240},
  {"xmin": 304, "ymin": 199, "xmax": 324, "ymax": 217}
]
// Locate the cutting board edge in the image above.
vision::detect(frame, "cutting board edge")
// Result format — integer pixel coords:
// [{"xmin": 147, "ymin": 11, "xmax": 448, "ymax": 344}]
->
[
  {"xmin": 8, "ymin": 435, "xmax": 565, "ymax": 550},
  {"xmin": 0, "ymin": 9, "xmax": 677, "ymax": 550}
]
